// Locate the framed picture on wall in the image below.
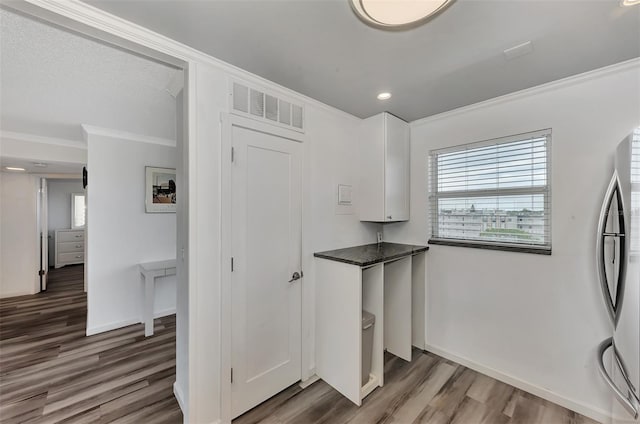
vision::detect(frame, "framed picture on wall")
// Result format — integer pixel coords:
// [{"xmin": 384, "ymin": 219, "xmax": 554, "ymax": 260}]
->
[{"xmin": 145, "ymin": 166, "xmax": 176, "ymax": 213}]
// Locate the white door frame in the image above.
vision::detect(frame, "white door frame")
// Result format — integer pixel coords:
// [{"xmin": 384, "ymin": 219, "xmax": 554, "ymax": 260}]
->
[{"xmin": 220, "ymin": 113, "xmax": 309, "ymax": 423}]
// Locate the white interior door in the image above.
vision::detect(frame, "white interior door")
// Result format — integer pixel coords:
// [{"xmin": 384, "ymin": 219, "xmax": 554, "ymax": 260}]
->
[
  {"xmin": 231, "ymin": 124, "xmax": 302, "ymax": 418},
  {"xmin": 39, "ymin": 178, "xmax": 48, "ymax": 291}
]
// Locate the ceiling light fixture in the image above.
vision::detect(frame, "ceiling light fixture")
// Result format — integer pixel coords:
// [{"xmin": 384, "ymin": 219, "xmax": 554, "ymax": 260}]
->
[
  {"xmin": 33, "ymin": 162, "xmax": 48, "ymax": 168},
  {"xmin": 377, "ymin": 92, "xmax": 392, "ymax": 100},
  {"xmin": 5, "ymin": 166, "xmax": 26, "ymax": 171},
  {"xmin": 621, "ymin": 0, "xmax": 640, "ymax": 6},
  {"xmin": 350, "ymin": 0, "xmax": 454, "ymax": 29}
]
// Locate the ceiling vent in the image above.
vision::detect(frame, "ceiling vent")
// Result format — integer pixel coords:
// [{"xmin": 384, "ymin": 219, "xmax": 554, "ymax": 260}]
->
[{"xmin": 231, "ymin": 81, "xmax": 305, "ymax": 132}]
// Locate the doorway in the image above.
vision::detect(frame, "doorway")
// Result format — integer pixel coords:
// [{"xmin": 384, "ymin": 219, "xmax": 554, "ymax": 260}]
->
[{"xmin": 229, "ymin": 120, "xmax": 304, "ymax": 418}]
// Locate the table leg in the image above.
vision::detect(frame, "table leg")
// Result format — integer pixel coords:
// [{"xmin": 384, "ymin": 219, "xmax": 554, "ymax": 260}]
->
[{"xmin": 144, "ymin": 273, "xmax": 154, "ymax": 337}]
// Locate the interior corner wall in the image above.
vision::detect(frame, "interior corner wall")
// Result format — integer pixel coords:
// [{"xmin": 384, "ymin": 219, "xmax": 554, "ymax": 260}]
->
[
  {"xmin": 47, "ymin": 178, "xmax": 83, "ymax": 265},
  {"xmin": 0, "ymin": 172, "xmax": 39, "ymax": 298},
  {"xmin": 383, "ymin": 63, "xmax": 640, "ymax": 422},
  {"xmin": 304, "ymin": 104, "xmax": 382, "ymax": 375},
  {"xmin": 85, "ymin": 132, "xmax": 177, "ymax": 335}
]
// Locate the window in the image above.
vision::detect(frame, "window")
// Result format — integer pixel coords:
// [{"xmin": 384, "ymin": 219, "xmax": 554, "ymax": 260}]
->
[
  {"xmin": 428, "ymin": 129, "xmax": 551, "ymax": 254},
  {"xmin": 71, "ymin": 193, "xmax": 86, "ymax": 229}
]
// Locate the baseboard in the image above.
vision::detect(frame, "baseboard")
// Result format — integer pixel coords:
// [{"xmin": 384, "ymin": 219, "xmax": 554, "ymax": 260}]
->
[
  {"xmin": 425, "ymin": 344, "xmax": 610, "ymax": 424},
  {"xmin": 86, "ymin": 317, "xmax": 140, "ymax": 336},
  {"xmin": 299, "ymin": 374, "xmax": 320, "ymax": 389},
  {"xmin": 173, "ymin": 382, "xmax": 187, "ymax": 418},
  {"xmin": 86, "ymin": 308, "xmax": 177, "ymax": 336},
  {"xmin": 154, "ymin": 307, "xmax": 176, "ymax": 319},
  {"xmin": 0, "ymin": 289, "xmax": 37, "ymax": 299}
]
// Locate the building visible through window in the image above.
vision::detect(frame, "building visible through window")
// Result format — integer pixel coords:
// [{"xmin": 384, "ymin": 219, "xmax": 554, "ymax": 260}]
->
[{"xmin": 428, "ymin": 129, "xmax": 551, "ymax": 253}]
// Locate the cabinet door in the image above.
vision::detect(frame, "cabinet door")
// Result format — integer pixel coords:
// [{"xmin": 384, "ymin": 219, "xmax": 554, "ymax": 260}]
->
[{"xmin": 384, "ymin": 114, "xmax": 410, "ymax": 221}]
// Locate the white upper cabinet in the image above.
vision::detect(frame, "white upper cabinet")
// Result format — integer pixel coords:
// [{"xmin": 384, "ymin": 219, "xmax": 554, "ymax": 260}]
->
[{"xmin": 359, "ymin": 112, "xmax": 410, "ymax": 222}]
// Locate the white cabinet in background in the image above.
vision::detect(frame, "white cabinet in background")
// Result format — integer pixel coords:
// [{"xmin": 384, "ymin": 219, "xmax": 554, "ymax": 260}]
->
[
  {"xmin": 55, "ymin": 229, "xmax": 85, "ymax": 268},
  {"xmin": 359, "ymin": 112, "xmax": 410, "ymax": 222}
]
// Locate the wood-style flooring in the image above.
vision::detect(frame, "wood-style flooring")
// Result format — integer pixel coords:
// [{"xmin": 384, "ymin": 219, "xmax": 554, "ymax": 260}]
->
[
  {"xmin": 235, "ymin": 351, "xmax": 600, "ymax": 424},
  {"xmin": 0, "ymin": 265, "xmax": 182, "ymax": 423},
  {"xmin": 1, "ymin": 265, "xmax": 600, "ymax": 424}
]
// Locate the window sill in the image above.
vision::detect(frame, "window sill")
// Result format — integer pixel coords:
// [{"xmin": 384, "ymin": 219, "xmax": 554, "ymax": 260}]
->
[{"xmin": 428, "ymin": 238, "xmax": 551, "ymax": 255}]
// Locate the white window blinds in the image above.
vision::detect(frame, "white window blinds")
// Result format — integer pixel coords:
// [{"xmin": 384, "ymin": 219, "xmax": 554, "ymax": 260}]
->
[{"xmin": 428, "ymin": 129, "xmax": 552, "ymax": 253}]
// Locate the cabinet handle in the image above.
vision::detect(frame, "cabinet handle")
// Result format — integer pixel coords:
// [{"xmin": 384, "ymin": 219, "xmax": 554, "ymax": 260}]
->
[
  {"xmin": 75, "ymin": 255, "xmax": 82, "ymax": 259},
  {"xmin": 387, "ymin": 215, "xmax": 392, "ymax": 220},
  {"xmin": 75, "ymin": 235, "xmax": 82, "ymax": 238},
  {"xmin": 76, "ymin": 245, "xmax": 82, "ymax": 248}
]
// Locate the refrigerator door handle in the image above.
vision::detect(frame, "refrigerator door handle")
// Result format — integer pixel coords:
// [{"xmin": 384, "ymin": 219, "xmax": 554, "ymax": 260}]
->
[
  {"xmin": 598, "ymin": 338, "xmax": 639, "ymax": 419},
  {"xmin": 614, "ymin": 342, "xmax": 639, "ymax": 396},
  {"xmin": 596, "ymin": 172, "xmax": 627, "ymax": 326}
]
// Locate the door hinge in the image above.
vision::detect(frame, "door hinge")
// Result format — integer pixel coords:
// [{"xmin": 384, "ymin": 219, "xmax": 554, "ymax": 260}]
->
[
  {"xmin": 231, "ymin": 147, "xmax": 235, "ymax": 162},
  {"xmin": 231, "ymin": 257, "xmax": 234, "ymax": 272},
  {"xmin": 231, "ymin": 368, "xmax": 234, "ymax": 383},
  {"xmin": 38, "ymin": 270, "xmax": 45, "ymax": 276}
]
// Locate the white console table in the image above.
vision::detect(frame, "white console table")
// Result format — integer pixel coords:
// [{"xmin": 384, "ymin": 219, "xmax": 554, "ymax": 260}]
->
[{"xmin": 138, "ymin": 259, "xmax": 176, "ymax": 337}]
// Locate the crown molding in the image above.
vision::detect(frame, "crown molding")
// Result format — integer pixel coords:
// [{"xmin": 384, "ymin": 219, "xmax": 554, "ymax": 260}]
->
[
  {"xmin": 0, "ymin": 130, "xmax": 86, "ymax": 149},
  {"xmin": 81, "ymin": 125, "xmax": 176, "ymax": 147},
  {"xmin": 411, "ymin": 57, "xmax": 640, "ymax": 127},
  {"xmin": 13, "ymin": 0, "xmax": 362, "ymax": 124}
]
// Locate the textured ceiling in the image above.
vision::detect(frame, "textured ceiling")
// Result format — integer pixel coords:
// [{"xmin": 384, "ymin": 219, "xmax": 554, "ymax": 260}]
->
[
  {"xmin": 85, "ymin": 0, "xmax": 640, "ymax": 121},
  {"xmin": 0, "ymin": 9, "xmax": 180, "ymax": 142}
]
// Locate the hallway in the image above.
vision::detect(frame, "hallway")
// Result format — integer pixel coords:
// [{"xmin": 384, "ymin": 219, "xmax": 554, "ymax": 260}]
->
[{"xmin": 0, "ymin": 265, "xmax": 181, "ymax": 423}]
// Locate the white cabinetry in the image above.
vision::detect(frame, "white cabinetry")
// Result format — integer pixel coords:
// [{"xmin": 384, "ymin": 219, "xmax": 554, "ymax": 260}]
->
[
  {"xmin": 359, "ymin": 112, "xmax": 410, "ymax": 222},
  {"xmin": 55, "ymin": 229, "xmax": 84, "ymax": 268},
  {"xmin": 315, "ymin": 251, "xmax": 426, "ymax": 405}
]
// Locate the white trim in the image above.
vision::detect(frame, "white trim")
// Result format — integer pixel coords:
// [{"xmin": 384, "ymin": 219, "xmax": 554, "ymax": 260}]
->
[
  {"xmin": 86, "ymin": 317, "xmax": 139, "ymax": 336},
  {"xmin": 219, "ymin": 113, "xmax": 307, "ymax": 423},
  {"xmin": 0, "ymin": 130, "xmax": 86, "ymax": 149},
  {"xmin": 412, "ymin": 57, "xmax": 640, "ymax": 127},
  {"xmin": 14, "ymin": 0, "xmax": 361, "ymax": 125},
  {"xmin": 154, "ymin": 306, "xmax": 177, "ymax": 319},
  {"xmin": 298, "ymin": 374, "xmax": 320, "ymax": 389},
  {"xmin": 173, "ymin": 381, "xmax": 187, "ymax": 417},
  {"xmin": 85, "ymin": 307, "xmax": 176, "ymax": 336},
  {"xmin": 81, "ymin": 125, "xmax": 176, "ymax": 147},
  {"xmin": 425, "ymin": 344, "xmax": 609, "ymax": 424},
  {"xmin": 0, "ymin": 289, "xmax": 38, "ymax": 299}
]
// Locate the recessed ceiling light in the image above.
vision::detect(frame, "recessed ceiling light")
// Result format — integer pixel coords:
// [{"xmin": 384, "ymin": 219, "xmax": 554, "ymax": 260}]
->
[
  {"xmin": 622, "ymin": 0, "xmax": 640, "ymax": 6},
  {"xmin": 350, "ymin": 0, "xmax": 454, "ymax": 29},
  {"xmin": 5, "ymin": 166, "xmax": 26, "ymax": 171},
  {"xmin": 377, "ymin": 92, "xmax": 392, "ymax": 100}
]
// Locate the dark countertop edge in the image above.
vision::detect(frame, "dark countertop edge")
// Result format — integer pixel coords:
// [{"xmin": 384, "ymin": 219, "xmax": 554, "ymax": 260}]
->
[
  {"xmin": 313, "ymin": 243, "xmax": 429, "ymax": 267},
  {"xmin": 428, "ymin": 239, "xmax": 551, "ymax": 255}
]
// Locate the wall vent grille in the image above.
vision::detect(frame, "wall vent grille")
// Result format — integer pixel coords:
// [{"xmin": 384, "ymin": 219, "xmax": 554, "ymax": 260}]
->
[{"xmin": 231, "ymin": 81, "xmax": 304, "ymax": 132}]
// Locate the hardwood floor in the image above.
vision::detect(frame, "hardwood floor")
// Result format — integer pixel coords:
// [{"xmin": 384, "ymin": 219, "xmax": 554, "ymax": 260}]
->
[
  {"xmin": 1, "ymin": 266, "xmax": 600, "ymax": 424},
  {"xmin": 234, "ymin": 351, "xmax": 601, "ymax": 424},
  {"xmin": 0, "ymin": 265, "xmax": 182, "ymax": 423}
]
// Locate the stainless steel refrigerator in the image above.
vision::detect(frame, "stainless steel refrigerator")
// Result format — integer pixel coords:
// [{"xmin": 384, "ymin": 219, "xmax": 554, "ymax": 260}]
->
[{"xmin": 597, "ymin": 130, "xmax": 640, "ymax": 423}]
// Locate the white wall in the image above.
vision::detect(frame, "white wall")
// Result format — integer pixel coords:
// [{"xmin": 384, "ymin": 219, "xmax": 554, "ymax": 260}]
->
[
  {"xmin": 0, "ymin": 133, "xmax": 87, "ymax": 165},
  {"xmin": 174, "ymin": 88, "xmax": 189, "ymax": 417},
  {"xmin": 182, "ymin": 64, "xmax": 380, "ymax": 423},
  {"xmin": 0, "ymin": 172, "xmax": 39, "ymax": 297},
  {"xmin": 303, "ymin": 104, "xmax": 382, "ymax": 375},
  {"xmin": 384, "ymin": 61, "xmax": 640, "ymax": 422},
  {"xmin": 47, "ymin": 178, "xmax": 83, "ymax": 265},
  {"xmin": 85, "ymin": 130, "xmax": 177, "ymax": 335}
]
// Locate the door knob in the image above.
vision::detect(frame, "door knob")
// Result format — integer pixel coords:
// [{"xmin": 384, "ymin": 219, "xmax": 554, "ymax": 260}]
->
[{"xmin": 288, "ymin": 271, "xmax": 302, "ymax": 283}]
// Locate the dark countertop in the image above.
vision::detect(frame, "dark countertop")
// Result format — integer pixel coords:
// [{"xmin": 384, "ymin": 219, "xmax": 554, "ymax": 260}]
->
[{"xmin": 314, "ymin": 242, "xmax": 428, "ymax": 267}]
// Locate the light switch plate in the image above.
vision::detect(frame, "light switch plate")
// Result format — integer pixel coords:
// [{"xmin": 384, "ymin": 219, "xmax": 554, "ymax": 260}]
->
[{"xmin": 338, "ymin": 184, "xmax": 352, "ymax": 205}]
